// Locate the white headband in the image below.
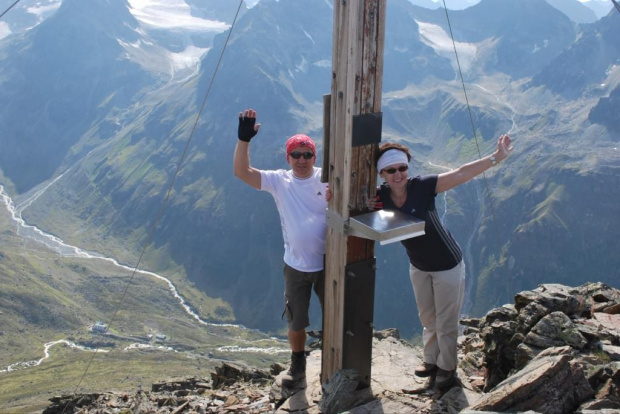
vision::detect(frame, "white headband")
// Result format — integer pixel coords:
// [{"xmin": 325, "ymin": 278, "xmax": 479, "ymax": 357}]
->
[{"xmin": 377, "ymin": 149, "xmax": 409, "ymax": 172}]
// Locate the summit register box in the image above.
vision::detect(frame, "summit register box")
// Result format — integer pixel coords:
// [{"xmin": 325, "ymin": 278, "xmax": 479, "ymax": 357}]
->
[{"xmin": 347, "ymin": 209, "xmax": 425, "ymax": 245}]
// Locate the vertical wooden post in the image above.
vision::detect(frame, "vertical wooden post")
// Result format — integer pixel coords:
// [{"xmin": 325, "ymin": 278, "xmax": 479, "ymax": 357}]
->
[{"xmin": 322, "ymin": 0, "xmax": 386, "ymax": 385}]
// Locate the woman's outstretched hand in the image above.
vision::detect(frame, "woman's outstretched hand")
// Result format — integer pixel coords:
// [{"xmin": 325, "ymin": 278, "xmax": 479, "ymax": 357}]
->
[{"xmin": 496, "ymin": 134, "xmax": 513, "ymax": 162}]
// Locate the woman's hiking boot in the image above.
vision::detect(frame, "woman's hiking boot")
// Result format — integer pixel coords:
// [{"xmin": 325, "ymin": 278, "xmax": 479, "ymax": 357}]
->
[
  {"xmin": 281, "ymin": 351, "xmax": 306, "ymax": 388},
  {"xmin": 435, "ymin": 368, "xmax": 456, "ymax": 390},
  {"xmin": 414, "ymin": 362, "xmax": 437, "ymax": 377}
]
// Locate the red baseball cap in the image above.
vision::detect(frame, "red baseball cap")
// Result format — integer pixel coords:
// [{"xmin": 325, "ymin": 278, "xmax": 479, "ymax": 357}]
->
[{"xmin": 286, "ymin": 134, "xmax": 316, "ymax": 156}]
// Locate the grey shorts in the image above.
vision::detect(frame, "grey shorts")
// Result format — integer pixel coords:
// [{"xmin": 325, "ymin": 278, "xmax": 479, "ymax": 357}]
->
[{"xmin": 283, "ymin": 263, "xmax": 325, "ymax": 332}]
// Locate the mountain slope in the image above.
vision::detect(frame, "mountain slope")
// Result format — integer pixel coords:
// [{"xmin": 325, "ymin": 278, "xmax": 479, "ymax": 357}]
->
[
  {"xmin": 0, "ymin": 0, "xmax": 155, "ymax": 192},
  {"xmin": 531, "ymin": 10, "xmax": 620, "ymax": 98},
  {"xmin": 449, "ymin": 0, "xmax": 577, "ymax": 79},
  {"xmin": 589, "ymin": 85, "xmax": 620, "ymax": 135},
  {"xmin": 1, "ymin": 0, "xmax": 619, "ymax": 340}
]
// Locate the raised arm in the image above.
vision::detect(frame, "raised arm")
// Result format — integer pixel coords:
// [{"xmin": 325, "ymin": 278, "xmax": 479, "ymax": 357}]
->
[
  {"xmin": 436, "ymin": 134, "xmax": 513, "ymax": 194},
  {"xmin": 233, "ymin": 109, "xmax": 262, "ymax": 190}
]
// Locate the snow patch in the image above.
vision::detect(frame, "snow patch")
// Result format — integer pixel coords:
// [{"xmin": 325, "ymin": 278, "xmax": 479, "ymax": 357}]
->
[
  {"xmin": 303, "ymin": 29, "xmax": 316, "ymax": 45},
  {"xmin": 118, "ymin": 37, "xmax": 208, "ymax": 80},
  {"xmin": 128, "ymin": 0, "xmax": 229, "ymax": 32},
  {"xmin": 0, "ymin": 22, "xmax": 10, "ymax": 40},
  {"xmin": 26, "ymin": 0, "xmax": 61, "ymax": 21},
  {"xmin": 169, "ymin": 45, "xmax": 210, "ymax": 73},
  {"xmin": 295, "ymin": 56, "xmax": 309, "ymax": 73},
  {"xmin": 532, "ymin": 39, "xmax": 549, "ymax": 54},
  {"xmin": 417, "ymin": 20, "xmax": 477, "ymax": 73}
]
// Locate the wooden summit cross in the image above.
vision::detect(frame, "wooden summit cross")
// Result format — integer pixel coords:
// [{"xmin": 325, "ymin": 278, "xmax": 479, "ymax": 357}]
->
[
  {"xmin": 321, "ymin": 0, "xmax": 425, "ymax": 388},
  {"xmin": 321, "ymin": 0, "xmax": 385, "ymax": 387}
]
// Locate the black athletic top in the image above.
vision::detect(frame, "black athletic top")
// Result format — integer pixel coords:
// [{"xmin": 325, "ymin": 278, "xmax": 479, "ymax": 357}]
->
[{"xmin": 377, "ymin": 175, "xmax": 463, "ymax": 272}]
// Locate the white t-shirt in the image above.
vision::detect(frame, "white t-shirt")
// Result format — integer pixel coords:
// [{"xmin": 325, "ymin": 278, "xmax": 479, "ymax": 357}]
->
[{"xmin": 260, "ymin": 167, "xmax": 328, "ymax": 272}]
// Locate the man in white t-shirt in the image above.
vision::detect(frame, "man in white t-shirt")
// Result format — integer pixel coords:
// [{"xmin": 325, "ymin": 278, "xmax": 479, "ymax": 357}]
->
[{"xmin": 233, "ymin": 108, "xmax": 329, "ymax": 388}]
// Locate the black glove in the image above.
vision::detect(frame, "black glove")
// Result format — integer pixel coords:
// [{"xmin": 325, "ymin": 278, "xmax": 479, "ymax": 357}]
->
[{"xmin": 238, "ymin": 115, "xmax": 258, "ymax": 142}]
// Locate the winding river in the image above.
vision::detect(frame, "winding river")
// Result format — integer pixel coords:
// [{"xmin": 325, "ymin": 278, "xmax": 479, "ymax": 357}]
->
[{"xmin": 0, "ymin": 181, "xmax": 288, "ymax": 374}]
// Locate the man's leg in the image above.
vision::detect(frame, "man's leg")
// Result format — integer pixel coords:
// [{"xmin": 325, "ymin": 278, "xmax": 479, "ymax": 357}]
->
[
  {"xmin": 312, "ymin": 268, "xmax": 325, "ymax": 341},
  {"xmin": 288, "ymin": 328, "xmax": 306, "ymax": 353},
  {"xmin": 281, "ymin": 264, "xmax": 314, "ymax": 388},
  {"xmin": 283, "ymin": 328, "xmax": 307, "ymax": 388},
  {"xmin": 313, "ymin": 268, "xmax": 325, "ymax": 310}
]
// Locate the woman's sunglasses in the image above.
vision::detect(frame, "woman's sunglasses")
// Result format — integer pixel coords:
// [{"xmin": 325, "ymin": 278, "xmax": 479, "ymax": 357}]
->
[
  {"xmin": 383, "ymin": 165, "xmax": 409, "ymax": 174},
  {"xmin": 290, "ymin": 151, "xmax": 314, "ymax": 160}
]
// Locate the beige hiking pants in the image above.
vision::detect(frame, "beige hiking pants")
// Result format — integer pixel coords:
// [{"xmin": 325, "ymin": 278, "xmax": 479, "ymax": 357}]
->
[{"xmin": 410, "ymin": 261, "xmax": 466, "ymax": 371}]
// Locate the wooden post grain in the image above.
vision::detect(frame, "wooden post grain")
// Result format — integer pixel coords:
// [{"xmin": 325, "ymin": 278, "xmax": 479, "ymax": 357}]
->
[{"xmin": 322, "ymin": 0, "xmax": 386, "ymax": 385}]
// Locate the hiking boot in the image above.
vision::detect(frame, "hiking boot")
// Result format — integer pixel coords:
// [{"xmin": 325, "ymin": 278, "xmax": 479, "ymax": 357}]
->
[
  {"xmin": 281, "ymin": 351, "xmax": 306, "ymax": 388},
  {"xmin": 435, "ymin": 368, "xmax": 456, "ymax": 391},
  {"xmin": 414, "ymin": 362, "xmax": 437, "ymax": 377}
]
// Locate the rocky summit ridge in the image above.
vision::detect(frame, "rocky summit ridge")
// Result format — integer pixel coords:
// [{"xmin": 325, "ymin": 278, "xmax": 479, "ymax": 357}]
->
[{"xmin": 43, "ymin": 282, "xmax": 620, "ymax": 413}]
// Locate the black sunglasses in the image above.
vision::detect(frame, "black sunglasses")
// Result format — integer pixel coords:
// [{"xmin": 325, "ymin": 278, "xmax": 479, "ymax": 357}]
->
[
  {"xmin": 383, "ymin": 165, "xmax": 409, "ymax": 174},
  {"xmin": 290, "ymin": 151, "xmax": 314, "ymax": 160}
]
